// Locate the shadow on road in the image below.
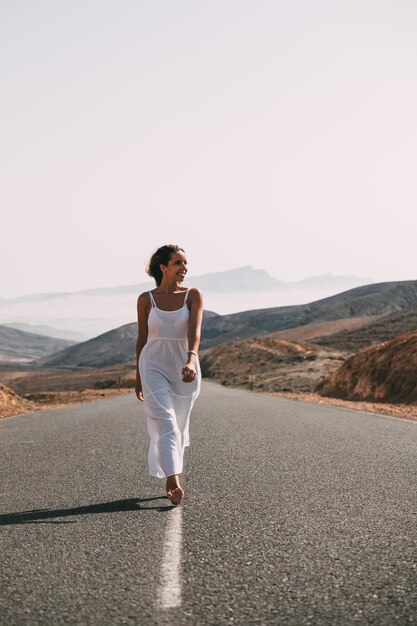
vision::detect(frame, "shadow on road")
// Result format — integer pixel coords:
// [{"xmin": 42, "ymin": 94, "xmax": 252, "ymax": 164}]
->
[{"xmin": 0, "ymin": 496, "xmax": 175, "ymax": 525}]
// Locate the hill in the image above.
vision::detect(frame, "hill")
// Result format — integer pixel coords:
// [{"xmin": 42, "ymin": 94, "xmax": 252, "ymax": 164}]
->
[
  {"xmin": 201, "ymin": 279, "xmax": 417, "ymax": 348},
  {"xmin": 37, "ymin": 310, "xmax": 220, "ymax": 368},
  {"xmin": 36, "ymin": 280, "xmax": 417, "ymax": 368},
  {"xmin": 36, "ymin": 323, "xmax": 137, "ymax": 368},
  {"xmin": 0, "ymin": 325, "xmax": 77, "ymax": 364},
  {"xmin": 312, "ymin": 304, "xmax": 417, "ymax": 351},
  {"xmin": 316, "ymin": 331, "xmax": 417, "ymax": 404},
  {"xmin": 265, "ymin": 317, "xmax": 380, "ymax": 343},
  {"xmin": 200, "ymin": 337, "xmax": 347, "ymax": 393}
]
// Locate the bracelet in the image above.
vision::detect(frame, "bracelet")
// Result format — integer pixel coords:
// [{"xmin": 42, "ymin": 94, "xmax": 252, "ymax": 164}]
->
[{"xmin": 188, "ymin": 350, "xmax": 198, "ymax": 356}]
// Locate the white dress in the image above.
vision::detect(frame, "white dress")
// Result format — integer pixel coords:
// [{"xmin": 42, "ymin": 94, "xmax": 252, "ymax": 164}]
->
[{"xmin": 139, "ymin": 289, "xmax": 201, "ymax": 478}]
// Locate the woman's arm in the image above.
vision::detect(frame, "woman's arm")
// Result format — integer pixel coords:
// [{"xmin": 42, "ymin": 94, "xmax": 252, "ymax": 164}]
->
[
  {"xmin": 182, "ymin": 288, "xmax": 203, "ymax": 382},
  {"xmin": 135, "ymin": 292, "xmax": 150, "ymax": 401}
]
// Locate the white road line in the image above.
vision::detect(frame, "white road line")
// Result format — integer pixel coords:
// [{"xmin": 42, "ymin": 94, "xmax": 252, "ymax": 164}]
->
[{"xmin": 157, "ymin": 506, "xmax": 183, "ymax": 609}]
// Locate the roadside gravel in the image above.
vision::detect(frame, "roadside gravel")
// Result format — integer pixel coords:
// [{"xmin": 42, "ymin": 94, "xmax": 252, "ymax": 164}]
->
[
  {"xmin": 2, "ymin": 384, "xmax": 416, "ymax": 423},
  {"xmin": 273, "ymin": 391, "xmax": 417, "ymax": 422}
]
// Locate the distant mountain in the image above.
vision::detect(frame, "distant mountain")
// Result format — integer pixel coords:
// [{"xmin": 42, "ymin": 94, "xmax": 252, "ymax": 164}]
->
[
  {"xmin": 289, "ymin": 274, "xmax": 374, "ymax": 290},
  {"xmin": 75, "ymin": 267, "xmax": 283, "ymax": 295},
  {"xmin": 188, "ymin": 266, "xmax": 285, "ymax": 292},
  {"xmin": 4, "ymin": 323, "xmax": 87, "ymax": 342},
  {"xmin": 0, "ymin": 268, "xmax": 374, "ymax": 338},
  {"xmin": 1, "ymin": 292, "xmax": 72, "ymax": 305},
  {"xmin": 0, "ymin": 268, "xmax": 372, "ymax": 303},
  {"xmin": 37, "ymin": 280, "xmax": 417, "ymax": 369},
  {"xmin": 0, "ymin": 325, "xmax": 77, "ymax": 363}
]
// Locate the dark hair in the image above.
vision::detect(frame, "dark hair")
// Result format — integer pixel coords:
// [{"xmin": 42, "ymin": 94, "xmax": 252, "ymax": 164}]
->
[{"xmin": 146, "ymin": 244, "xmax": 185, "ymax": 286}]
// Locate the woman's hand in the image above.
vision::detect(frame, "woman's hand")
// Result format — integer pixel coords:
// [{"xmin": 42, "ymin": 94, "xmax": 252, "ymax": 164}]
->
[
  {"xmin": 135, "ymin": 381, "xmax": 144, "ymax": 402},
  {"xmin": 182, "ymin": 361, "xmax": 197, "ymax": 383}
]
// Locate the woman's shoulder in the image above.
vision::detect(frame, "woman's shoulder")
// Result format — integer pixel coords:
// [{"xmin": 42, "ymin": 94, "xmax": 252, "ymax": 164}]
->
[
  {"xmin": 187, "ymin": 286, "xmax": 202, "ymax": 295},
  {"xmin": 137, "ymin": 291, "xmax": 152, "ymax": 306},
  {"xmin": 186, "ymin": 287, "xmax": 203, "ymax": 303}
]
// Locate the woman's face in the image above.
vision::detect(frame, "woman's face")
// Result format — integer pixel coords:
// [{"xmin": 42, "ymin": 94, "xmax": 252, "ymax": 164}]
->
[{"xmin": 161, "ymin": 251, "xmax": 188, "ymax": 282}]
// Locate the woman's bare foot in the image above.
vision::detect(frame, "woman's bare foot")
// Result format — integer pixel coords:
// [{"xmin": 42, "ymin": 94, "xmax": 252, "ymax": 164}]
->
[
  {"xmin": 167, "ymin": 486, "xmax": 184, "ymax": 505},
  {"xmin": 166, "ymin": 475, "xmax": 184, "ymax": 505}
]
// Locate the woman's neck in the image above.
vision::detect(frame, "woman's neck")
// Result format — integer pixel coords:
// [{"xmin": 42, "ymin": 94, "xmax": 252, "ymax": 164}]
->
[{"xmin": 157, "ymin": 278, "xmax": 181, "ymax": 294}]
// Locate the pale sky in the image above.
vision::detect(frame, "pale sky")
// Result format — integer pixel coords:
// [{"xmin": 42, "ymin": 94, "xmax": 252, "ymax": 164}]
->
[{"xmin": 1, "ymin": 0, "xmax": 416, "ymax": 298}]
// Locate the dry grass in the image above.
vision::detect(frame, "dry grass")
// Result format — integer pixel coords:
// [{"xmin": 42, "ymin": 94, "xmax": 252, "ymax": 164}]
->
[
  {"xmin": 0, "ymin": 387, "xmax": 132, "ymax": 420},
  {"xmin": 200, "ymin": 336, "xmax": 348, "ymax": 393},
  {"xmin": 0, "ymin": 366, "xmax": 136, "ymax": 419},
  {"xmin": 0, "ymin": 363, "xmax": 136, "ymax": 394},
  {"xmin": 0, "ymin": 383, "xmax": 35, "ymax": 418}
]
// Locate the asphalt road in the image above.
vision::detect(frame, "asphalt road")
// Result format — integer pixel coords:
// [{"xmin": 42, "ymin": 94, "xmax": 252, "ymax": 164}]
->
[{"xmin": 1, "ymin": 382, "xmax": 416, "ymax": 626}]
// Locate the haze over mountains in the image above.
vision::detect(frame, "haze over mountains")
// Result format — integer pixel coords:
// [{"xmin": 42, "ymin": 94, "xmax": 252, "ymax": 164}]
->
[
  {"xmin": 3, "ymin": 323, "xmax": 85, "ymax": 342},
  {"xmin": 0, "ymin": 325, "xmax": 76, "ymax": 363},
  {"xmin": 0, "ymin": 267, "xmax": 372, "ymax": 339},
  {"xmin": 34, "ymin": 279, "xmax": 417, "ymax": 369}
]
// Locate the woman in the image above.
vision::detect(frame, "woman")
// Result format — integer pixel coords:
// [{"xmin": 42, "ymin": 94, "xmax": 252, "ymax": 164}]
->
[{"xmin": 135, "ymin": 244, "xmax": 203, "ymax": 505}]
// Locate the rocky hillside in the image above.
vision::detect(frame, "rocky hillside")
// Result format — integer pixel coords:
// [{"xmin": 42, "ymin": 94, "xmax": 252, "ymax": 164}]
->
[
  {"xmin": 316, "ymin": 330, "xmax": 417, "ymax": 403},
  {"xmin": 200, "ymin": 337, "xmax": 347, "ymax": 393},
  {"xmin": 0, "ymin": 325, "xmax": 77, "ymax": 363},
  {"xmin": 0, "ymin": 383, "xmax": 34, "ymax": 418}
]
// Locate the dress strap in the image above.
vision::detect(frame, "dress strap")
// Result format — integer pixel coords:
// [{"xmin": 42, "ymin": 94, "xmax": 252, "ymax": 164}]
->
[
  {"xmin": 183, "ymin": 289, "xmax": 190, "ymax": 306},
  {"xmin": 149, "ymin": 291, "xmax": 156, "ymax": 308}
]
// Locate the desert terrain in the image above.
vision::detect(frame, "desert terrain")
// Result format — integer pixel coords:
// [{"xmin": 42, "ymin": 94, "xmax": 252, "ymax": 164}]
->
[{"xmin": 1, "ymin": 278, "xmax": 417, "ymax": 421}]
